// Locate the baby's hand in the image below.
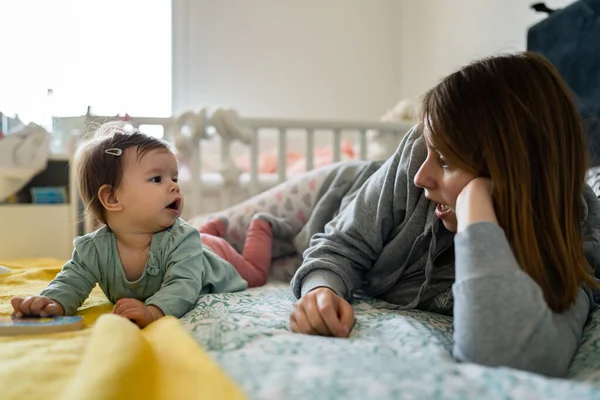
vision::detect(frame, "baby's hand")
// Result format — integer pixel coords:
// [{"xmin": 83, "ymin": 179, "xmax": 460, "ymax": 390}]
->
[
  {"xmin": 11, "ymin": 296, "xmax": 65, "ymax": 318},
  {"xmin": 113, "ymin": 298, "xmax": 164, "ymax": 329}
]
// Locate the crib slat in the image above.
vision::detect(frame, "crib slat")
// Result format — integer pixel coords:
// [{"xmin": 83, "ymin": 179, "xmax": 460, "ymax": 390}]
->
[
  {"xmin": 220, "ymin": 136, "xmax": 232, "ymax": 209},
  {"xmin": 333, "ymin": 130, "xmax": 342, "ymax": 162},
  {"xmin": 359, "ymin": 130, "xmax": 368, "ymax": 160},
  {"xmin": 191, "ymin": 138, "xmax": 202, "ymax": 217},
  {"xmin": 250, "ymin": 128, "xmax": 260, "ymax": 196},
  {"xmin": 278, "ymin": 129, "xmax": 287, "ymax": 182},
  {"xmin": 306, "ymin": 129, "xmax": 315, "ymax": 171}
]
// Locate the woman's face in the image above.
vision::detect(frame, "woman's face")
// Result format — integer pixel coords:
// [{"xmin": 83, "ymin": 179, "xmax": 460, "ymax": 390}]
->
[{"xmin": 413, "ymin": 127, "xmax": 476, "ymax": 233}]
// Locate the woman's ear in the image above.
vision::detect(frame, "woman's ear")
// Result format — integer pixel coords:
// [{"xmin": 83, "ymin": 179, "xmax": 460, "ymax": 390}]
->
[{"xmin": 98, "ymin": 185, "xmax": 123, "ymax": 212}]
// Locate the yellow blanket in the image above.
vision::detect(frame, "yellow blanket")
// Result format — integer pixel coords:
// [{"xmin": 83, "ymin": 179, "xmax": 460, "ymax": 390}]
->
[{"xmin": 0, "ymin": 258, "xmax": 246, "ymax": 400}]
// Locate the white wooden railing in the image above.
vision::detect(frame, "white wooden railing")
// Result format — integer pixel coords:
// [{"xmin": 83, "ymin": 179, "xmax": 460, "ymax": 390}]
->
[{"xmin": 65, "ymin": 110, "xmax": 415, "ymax": 233}]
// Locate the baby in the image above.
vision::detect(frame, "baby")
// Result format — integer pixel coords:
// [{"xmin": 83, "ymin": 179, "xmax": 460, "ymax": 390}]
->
[{"xmin": 11, "ymin": 123, "xmax": 287, "ymax": 328}]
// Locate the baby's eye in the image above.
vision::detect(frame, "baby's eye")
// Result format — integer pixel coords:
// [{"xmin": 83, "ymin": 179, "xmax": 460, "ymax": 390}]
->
[
  {"xmin": 150, "ymin": 176, "xmax": 162, "ymax": 183},
  {"xmin": 172, "ymin": 177, "xmax": 178, "ymax": 183}
]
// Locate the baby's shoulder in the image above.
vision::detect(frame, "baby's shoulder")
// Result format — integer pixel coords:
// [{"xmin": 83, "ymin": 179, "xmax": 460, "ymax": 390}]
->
[
  {"xmin": 72, "ymin": 225, "xmax": 113, "ymax": 256},
  {"xmin": 155, "ymin": 218, "xmax": 200, "ymax": 250},
  {"xmin": 162, "ymin": 218, "xmax": 197, "ymax": 237}
]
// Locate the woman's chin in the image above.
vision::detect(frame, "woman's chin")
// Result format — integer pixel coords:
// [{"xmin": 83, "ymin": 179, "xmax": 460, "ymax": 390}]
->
[{"xmin": 441, "ymin": 213, "xmax": 458, "ymax": 233}]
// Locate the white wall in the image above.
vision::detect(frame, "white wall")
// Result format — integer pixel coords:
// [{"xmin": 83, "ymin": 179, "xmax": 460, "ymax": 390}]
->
[
  {"xmin": 398, "ymin": 0, "xmax": 575, "ymax": 100},
  {"xmin": 172, "ymin": 0, "xmax": 576, "ymax": 120},
  {"xmin": 172, "ymin": 0, "xmax": 403, "ymax": 120}
]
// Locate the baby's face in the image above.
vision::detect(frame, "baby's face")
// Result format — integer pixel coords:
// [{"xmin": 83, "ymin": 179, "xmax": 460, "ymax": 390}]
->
[{"xmin": 114, "ymin": 148, "xmax": 183, "ymax": 232}]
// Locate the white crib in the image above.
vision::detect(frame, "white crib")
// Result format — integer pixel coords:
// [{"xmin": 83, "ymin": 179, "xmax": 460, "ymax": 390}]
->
[{"xmin": 69, "ymin": 111, "xmax": 415, "ymax": 233}]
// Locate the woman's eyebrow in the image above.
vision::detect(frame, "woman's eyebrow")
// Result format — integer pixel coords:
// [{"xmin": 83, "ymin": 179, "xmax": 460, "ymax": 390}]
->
[{"xmin": 423, "ymin": 135, "xmax": 437, "ymax": 152}]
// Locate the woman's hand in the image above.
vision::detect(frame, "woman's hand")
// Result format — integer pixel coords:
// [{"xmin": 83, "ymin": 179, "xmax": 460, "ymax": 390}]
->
[
  {"xmin": 455, "ymin": 177, "xmax": 498, "ymax": 232},
  {"xmin": 11, "ymin": 296, "xmax": 65, "ymax": 318},
  {"xmin": 113, "ymin": 298, "xmax": 164, "ymax": 328},
  {"xmin": 290, "ymin": 287, "xmax": 355, "ymax": 337}
]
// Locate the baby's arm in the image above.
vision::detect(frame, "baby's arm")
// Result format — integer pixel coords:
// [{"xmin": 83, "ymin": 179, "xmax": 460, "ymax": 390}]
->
[
  {"xmin": 12, "ymin": 240, "xmax": 99, "ymax": 317},
  {"xmin": 143, "ymin": 226, "xmax": 207, "ymax": 319}
]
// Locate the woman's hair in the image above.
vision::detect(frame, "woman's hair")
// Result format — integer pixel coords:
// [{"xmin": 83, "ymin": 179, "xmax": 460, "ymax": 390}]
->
[
  {"xmin": 420, "ymin": 51, "xmax": 596, "ymax": 312},
  {"xmin": 75, "ymin": 122, "xmax": 171, "ymax": 226}
]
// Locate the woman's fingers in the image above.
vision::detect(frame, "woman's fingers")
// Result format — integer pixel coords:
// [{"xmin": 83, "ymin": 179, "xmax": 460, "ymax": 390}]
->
[
  {"xmin": 315, "ymin": 290, "xmax": 349, "ymax": 337},
  {"xmin": 291, "ymin": 302, "xmax": 316, "ymax": 335},
  {"xmin": 337, "ymin": 297, "xmax": 356, "ymax": 337},
  {"xmin": 304, "ymin": 293, "xmax": 333, "ymax": 336}
]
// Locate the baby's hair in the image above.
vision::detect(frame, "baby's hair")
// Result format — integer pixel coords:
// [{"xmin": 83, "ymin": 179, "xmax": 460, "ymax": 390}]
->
[{"xmin": 75, "ymin": 121, "xmax": 171, "ymax": 226}]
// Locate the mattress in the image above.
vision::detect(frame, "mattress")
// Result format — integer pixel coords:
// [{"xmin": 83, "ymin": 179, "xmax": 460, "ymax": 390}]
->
[{"xmin": 183, "ymin": 283, "xmax": 600, "ymax": 400}]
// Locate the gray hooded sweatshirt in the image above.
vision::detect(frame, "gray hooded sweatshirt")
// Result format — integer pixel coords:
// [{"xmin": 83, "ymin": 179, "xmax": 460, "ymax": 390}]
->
[{"xmin": 291, "ymin": 125, "xmax": 600, "ymax": 377}]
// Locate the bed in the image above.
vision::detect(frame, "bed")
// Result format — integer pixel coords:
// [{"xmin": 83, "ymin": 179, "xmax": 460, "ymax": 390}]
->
[
  {"xmin": 2, "ymin": 259, "xmax": 600, "ymax": 399},
  {"xmin": 2, "ymin": 110, "xmax": 600, "ymax": 400},
  {"xmin": 184, "ymin": 284, "xmax": 600, "ymax": 399}
]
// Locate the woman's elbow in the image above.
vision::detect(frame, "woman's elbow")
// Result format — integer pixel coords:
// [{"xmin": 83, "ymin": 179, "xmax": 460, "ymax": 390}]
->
[{"xmin": 453, "ymin": 343, "xmax": 571, "ymax": 378}]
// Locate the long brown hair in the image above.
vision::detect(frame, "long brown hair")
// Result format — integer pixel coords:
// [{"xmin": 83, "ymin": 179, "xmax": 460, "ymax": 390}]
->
[{"xmin": 421, "ymin": 52, "xmax": 596, "ymax": 312}]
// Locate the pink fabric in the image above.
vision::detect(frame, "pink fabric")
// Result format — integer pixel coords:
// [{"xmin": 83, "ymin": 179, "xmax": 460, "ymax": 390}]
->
[
  {"xmin": 235, "ymin": 140, "xmax": 357, "ymax": 174},
  {"xmin": 199, "ymin": 219, "xmax": 272, "ymax": 288}
]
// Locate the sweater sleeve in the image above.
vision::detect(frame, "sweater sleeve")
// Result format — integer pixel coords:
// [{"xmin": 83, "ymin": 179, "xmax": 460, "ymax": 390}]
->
[
  {"xmin": 291, "ymin": 125, "xmax": 422, "ymax": 300},
  {"xmin": 452, "ymin": 222, "xmax": 590, "ymax": 377},
  {"xmin": 144, "ymin": 224, "xmax": 206, "ymax": 318},
  {"xmin": 39, "ymin": 236, "xmax": 100, "ymax": 316}
]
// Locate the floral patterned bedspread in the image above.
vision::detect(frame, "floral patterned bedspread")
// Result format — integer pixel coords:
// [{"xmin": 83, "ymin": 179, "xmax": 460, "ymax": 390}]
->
[{"xmin": 181, "ymin": 283, "xmax": 600, "ymax": 400}]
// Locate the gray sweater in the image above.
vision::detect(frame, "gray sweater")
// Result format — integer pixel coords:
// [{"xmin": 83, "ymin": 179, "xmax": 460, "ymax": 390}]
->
[{"xmin": 291, "ymin": 125, "xmax": 600, "ymax": 377}]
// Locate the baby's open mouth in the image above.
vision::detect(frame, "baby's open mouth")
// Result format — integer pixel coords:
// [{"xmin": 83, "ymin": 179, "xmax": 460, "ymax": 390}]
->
[{"xmin": 167, "ymin": 198, "xmax": 180, "ymax": 211}]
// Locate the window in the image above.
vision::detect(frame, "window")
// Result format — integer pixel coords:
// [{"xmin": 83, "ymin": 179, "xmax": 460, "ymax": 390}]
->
[{"xmin": 0, "ymin": 0, "xmax": 171, "ymax": 125}]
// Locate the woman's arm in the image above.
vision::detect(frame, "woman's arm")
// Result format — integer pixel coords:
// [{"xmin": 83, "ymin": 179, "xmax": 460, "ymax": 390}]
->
[
  {"xmin": 291, "ymin": 125, "xmax": 423, "ymax": 300},
  {"xmin": 289, "ymin": 127, "xmax": 423, "ymax": 337},
  {"xmin": 453, "ymin": 178, "xmax": 590, "ymax": 377}
]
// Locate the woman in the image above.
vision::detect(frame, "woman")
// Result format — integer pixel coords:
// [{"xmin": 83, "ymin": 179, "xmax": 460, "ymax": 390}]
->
[{"xmin": 289, "ymin": 52, "xmax": 600, "ymax": 377}]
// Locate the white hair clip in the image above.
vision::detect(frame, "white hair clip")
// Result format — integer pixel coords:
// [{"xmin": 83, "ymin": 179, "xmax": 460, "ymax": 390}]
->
[{"xmin": 105, "ymin": 148, "xmax": 123, "ymax": 156}]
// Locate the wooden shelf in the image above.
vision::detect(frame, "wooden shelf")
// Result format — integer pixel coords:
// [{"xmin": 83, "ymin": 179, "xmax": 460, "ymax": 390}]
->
[{"xmin": 0, "ymin": 203, "xmax": 76, "ymax": 260}]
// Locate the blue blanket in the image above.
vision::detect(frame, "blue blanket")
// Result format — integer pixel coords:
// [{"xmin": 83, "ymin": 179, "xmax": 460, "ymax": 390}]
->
[{"xmin": 183, "ymin": 283, "xmax": 600, "ymax": 399}]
